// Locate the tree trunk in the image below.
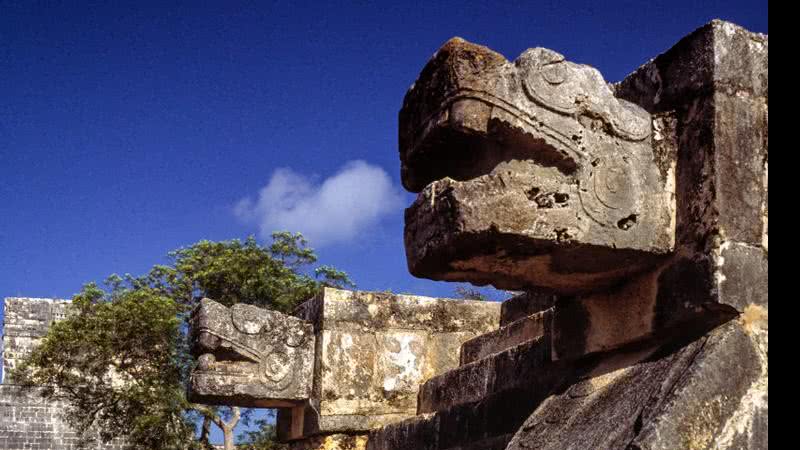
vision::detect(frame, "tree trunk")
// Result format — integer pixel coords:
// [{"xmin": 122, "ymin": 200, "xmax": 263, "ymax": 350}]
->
[
  {"xmin": 199, "ymin": 417, "xmax": 212, "ymax": 448},
  {"xmin": 221, "ymin": 406, "xmax": 241, "ymax": 450},
  {"xmin": 195, "ymin": 405, "xmax": 240, "ymax": 450},
  {"xmin": 223, "ymin": 426, "xmax": 235, "ymax": 450}
]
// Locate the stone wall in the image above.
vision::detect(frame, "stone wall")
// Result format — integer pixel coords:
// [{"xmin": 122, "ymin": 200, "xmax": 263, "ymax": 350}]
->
[
  {"xmin": 1, "ymin": 297, "xmax": 124, "ymax": 450},
  {"xmin": 367, "ymin": 19, "xmax": 766, "ymax": 450},
  {"xmin": 291, "ymin": 288, "xmax": 501, "ymax": 436},
  {"xmin": 0, "ymin": 384, "xmax": 125, "ymax": 450},
  {"xmin": 2, "ymin": 297, "xmax": 70, "ymax": 383}
]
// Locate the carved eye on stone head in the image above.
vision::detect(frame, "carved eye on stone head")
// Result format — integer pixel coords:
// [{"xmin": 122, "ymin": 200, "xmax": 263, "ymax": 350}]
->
[
  {"xmin": 231, "ymin": 304, "xmax": 271, "ymax": 335},
  {"xmin": 541, "ymin": 61, "xmax": 567, "ymax": 85},
  {"xmin": 518, "ymin": 47, "xmax": 577, "ymax": 114}
]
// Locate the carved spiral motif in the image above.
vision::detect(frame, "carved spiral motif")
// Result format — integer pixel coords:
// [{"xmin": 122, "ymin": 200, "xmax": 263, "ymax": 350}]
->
[
  {"xmin": 231, "ymin": 303, "xmax": 271, "ymax": 335},
  {"xmin": 579, "ymin": 155, "xmax": 636, "ymax": 226},
  {"xmin": 284, "ymin": 326, "xmax": 307, "ymax": 348},
  {"xmin": 259, "ymin": 351, "xmax": 293, "ymax": 390},
  {"xmin": 519, "ymin": 47, "xmax": 650, "ymax": 142}
]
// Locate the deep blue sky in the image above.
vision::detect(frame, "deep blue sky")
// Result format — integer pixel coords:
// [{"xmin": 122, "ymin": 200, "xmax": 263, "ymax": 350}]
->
[
  {"xmin": 0, "ymin": 0, "xmax": 767, "ymax": 303},
  {"xmin": 0, "ymin": 0, "xmax": 768, "ymax": 443}
]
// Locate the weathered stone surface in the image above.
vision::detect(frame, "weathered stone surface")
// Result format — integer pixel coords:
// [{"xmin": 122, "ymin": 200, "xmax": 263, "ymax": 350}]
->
[
  {"xmin": 532, "ymin": 20, "xmax": 769, "ymax": 362},
  {"xmin": 1, "ymin": 298, "xmax": 125, "ymax": 450},
  {"xmin": 460, "ymin": 309, "xmax": 550, "ymax": 365},
  {"xmin": 370, "ymin": 343, "xmax": 575, "ymax": 450},
  {"xmin": 616, "ymin": 20, "xmax": 768, "ymax": 251},
  {"xmin": 0, "ymin": 385, "xmax": 127, "ymax": 450},
  {"xmin": 500, "ymin": 290, "xmax": 556, "ymax": 326},
  {"xmin": 189, "ymin": 298, "xmax": 315, "ymax": 408},
  {"xmin": 418, "ymin": 337, "xmax": 554, "ymax": 414},
  {"xmin": 506, "ymin": 317, "xmax": 767, "ymax": 450},
  {"xmin": 280, "ymin": 288, "xmax": 501, "ymax": 438},
  {"xmin": 401, "ymin": 38, "xmax": 676, "ymax": 294},
  {"xmin": 717, "ymin": 242, "xmax": 768, "ymax": 311},
  {"xmin": 367, "ymin": 406, "xmax": 520, "ymax": 450},
  {"xmin": 550, "ymin": 259, "xmax": 738, "ymax": 361},
  {"xmin": 614, "ymin": 20, "xmax": 768, "ymax": 113},
  {"xmin": 288, "ymin": 433, "xmax": 368, "ymax": 450},
  {"xmin": 499, "ymin": 21, "xmax": 768, "ymax": 449},
  {"xmin": 614, "ymin": 19, "xmax": 768, "ymax": 316},
  {"xmin": 2, "ymin": 297, "xmax": 71, "ymax": 383},
  {"xmin": 374, "ymin": 19, "xmax": 767, "ymax": 450},
  {"xmin": 366, "ymin": 414, "xmax": 440, "ymax": 450}
]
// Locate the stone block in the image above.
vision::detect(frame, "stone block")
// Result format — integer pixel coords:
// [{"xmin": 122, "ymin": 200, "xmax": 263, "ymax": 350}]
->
[
  {"xmin": 511, "ymin": 19, "xmax": 769, "ymax": 363},
  {"xmin": 506, "ymin": 317, "xmax": 767, "ymax": 450},
  {"xmin": 371, "ymin": 348, "xmax": 573, "ymax": 450},
  {"xmin": 616, "ymin": 20, "xmax": 768, "ymax": 251},
  {"xmin": 2, "ymin": 297, "xmax": 71, "ymax": 383},
  {"xmin": 188, "ymin": 298, "xmax": 315, "ymax": 408},
  {"xmin": 499, "ymin": 290, "xmax": 556, "ymax": 326},
  {"xmin": 283, "ymin": 288, "xmax": 500, "ymax": 437},
  {"xmin": 418, "ymin": 351, "xmax": 495, "ymax": 414},
  {"xmin": 615, "ymin": 20, "xmax": 767, "ymax": 113},
  {"xmin": 418, "ymin": 337, "xmax": 552, "ymax": 414},
  {"xmin": 401, "ymin": 38, "xmax": 676, "ymax": 294},
  {"xmin": 366, "ymin": 414, "xmax": 440, "ymax": 450},
  {"xmin": 288, "ymin": 433, "xmax": 368, "ymax": 450},
  {"xmin": 460, "ymin": 309, "xmax": 550, "ymax": 365}
]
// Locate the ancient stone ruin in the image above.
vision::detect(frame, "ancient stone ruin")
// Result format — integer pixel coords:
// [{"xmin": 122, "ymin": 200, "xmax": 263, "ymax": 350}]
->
[
  {"xmin": 189, "ymin": 288, "xmax": 501, "ymax": 443},
  {"xmin": 188, "ymin": 19, "xmax": 767, "ymax": 449},
  {"xmin": 0, "ymin": 18, "xmax": 766, "ymax": 450},
  {"xmin": 0, "ymin": 298, "xmax": 125, "ymax": 449}
]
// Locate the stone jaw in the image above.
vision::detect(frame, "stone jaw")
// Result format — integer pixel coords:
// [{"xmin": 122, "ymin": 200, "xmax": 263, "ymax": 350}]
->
[
  {"xmin": 401, "ymin": 38, "xmax": 675, "ymax": 293},
  {"xmin": 188, "ymin": 298, "xmax": 315, "ymax": 408}
]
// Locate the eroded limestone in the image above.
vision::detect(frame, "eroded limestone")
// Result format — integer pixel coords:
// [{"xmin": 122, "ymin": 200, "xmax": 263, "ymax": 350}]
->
[
  {"xmin": 401, "ymin": 39, "xmax": 675, "ymax": 293},
  {"xmin": 283, "ymin": 288, "xmax": 501, "ymax": 437}
]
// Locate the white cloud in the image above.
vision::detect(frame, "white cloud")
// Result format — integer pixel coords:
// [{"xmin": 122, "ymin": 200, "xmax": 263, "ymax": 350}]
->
[{"xmin": 235, "ymin": 160, "xmax": 404, "ymax": 247}]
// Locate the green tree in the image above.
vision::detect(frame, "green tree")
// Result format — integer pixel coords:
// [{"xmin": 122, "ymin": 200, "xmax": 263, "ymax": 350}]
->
[
  {"xmin": 236, "ymin": 412, "xmax": 283, "ymax": 450},
  {"xmin": 453, "ymin": 284, "xmax": 511, "ymax": 302},
  {"xmin": 13, "ymin": 233, "xmax": 353, "ymax": 450}
]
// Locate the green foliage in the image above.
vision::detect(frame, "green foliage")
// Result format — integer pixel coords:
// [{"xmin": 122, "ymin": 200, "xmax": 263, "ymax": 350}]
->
[
  {"xmin": 236, "ymin": 412, "xmax": 286, "ymax": 450},
  {"xmin": 12, "ymin": 232, "xmax": 353, "ymax": 449},
  {"xmin": 453, "ymin": 284, "xmax": 511, "ymax": 302},
  {"xmin": 13, "ymin": 284, "xmax": 197, "ymax": 449},
  {"xmin": 121, "ymin": 233, "xmax": 353, "ymax": 313},
  {"xmin": 454, "ymin": 285, "xmax": 489, "ymax": 301}
]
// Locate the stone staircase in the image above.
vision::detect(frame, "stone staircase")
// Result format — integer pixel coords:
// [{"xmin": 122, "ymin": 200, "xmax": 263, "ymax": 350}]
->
[
  {"xmin": 185, "ymin": 19, "xmax": 767, "ymax": 450},
  {"xmin": 367, "ymin": 296, "xmax": 572, "ymax": 450}
]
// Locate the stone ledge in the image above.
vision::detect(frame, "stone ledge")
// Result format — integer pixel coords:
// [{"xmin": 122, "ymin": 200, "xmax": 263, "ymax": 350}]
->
[{"xmin": 460, "ymin": 308, "xmax": 550, "ymax": 365}]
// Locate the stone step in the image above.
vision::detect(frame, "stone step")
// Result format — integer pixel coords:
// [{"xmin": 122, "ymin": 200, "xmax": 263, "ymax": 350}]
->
[
  {"xmin": 418, "ymin": 335, "xmax": 571, "ymax": 414},
  {"xmin": 499, "ymin": 291, "xmax": 556, "ymax": 326},
  {"xmin": 460, "ymin": 309, "xmax": 551, "ymax": 366},
  {"xmin": 366, "ymin": 403, "xmax": 519, "ymax": 450},
  {"xmin": 368, "ymin": 374, "xmax": 562, "ymax": 450}
]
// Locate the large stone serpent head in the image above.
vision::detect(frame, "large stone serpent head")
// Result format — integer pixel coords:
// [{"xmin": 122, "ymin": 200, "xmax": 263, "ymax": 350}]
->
[{"xmin": 401, "ymin": 38, "xmax": 675, "ymax": 294}]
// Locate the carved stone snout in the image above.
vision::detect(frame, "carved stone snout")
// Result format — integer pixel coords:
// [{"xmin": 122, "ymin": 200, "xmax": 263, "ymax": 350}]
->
[
  {"xmin": 188, "ymin": 298, "xmax": 315, "ymax": 408},
  {"xmin": 401, "ymin": 38, "xmax": 676, "ymax": 294}
]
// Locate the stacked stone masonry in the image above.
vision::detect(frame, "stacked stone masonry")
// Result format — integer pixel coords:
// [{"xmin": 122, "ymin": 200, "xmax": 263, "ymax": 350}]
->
[
  {"xmin": 1, "ymin": 298, "xmax": 125, "ymax": 450},
  {"xmin": 186, "ymin": 19, "xmax": 766, "ymax": 450}
]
